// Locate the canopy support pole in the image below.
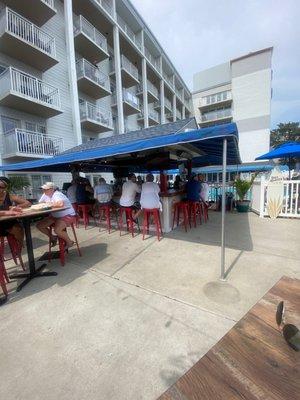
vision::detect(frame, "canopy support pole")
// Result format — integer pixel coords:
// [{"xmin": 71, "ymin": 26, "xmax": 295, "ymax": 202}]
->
[{"xmin": 220, "ymin": 138, "xmax": 227, "ymax": 280}]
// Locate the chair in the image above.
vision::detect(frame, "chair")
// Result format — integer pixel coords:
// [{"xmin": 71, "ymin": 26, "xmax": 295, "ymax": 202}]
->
[
  {"xmin": 77, "ymin": 204, "xmax": 95, "ymax": 229},
  {"xmin": 172, "ymin": 201, "xmax": 190, "ymax": 232},
  {"xmin": 187, "ymin": 201, "xmax": 202, "ymax": 228},
  {"xmin": 142, "ymin": 208, "xmax": 162, "ymax": 241},
  {"xmin": 0, "ymin": 235, "xmax": 26, "ymax": 271},
  {"xmin": 48, "ymin": 220, "xmax": 81, "ymax": 266},
  {"xmin": 0, "ymin": 253, "xmax": 9, "ymax": 297},
  {"xmin": 98, "ymin": 204, "xmax": 112, "ymax": 234},
  {"xmin": 119, "ymin": 207, "xmax": 139, "ymax": 237}
]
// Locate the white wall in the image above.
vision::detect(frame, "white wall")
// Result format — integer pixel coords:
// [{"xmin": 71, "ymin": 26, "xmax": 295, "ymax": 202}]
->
[{"xmin": 238, "ymin": 128, "xmax": 270, "ymax": 163}]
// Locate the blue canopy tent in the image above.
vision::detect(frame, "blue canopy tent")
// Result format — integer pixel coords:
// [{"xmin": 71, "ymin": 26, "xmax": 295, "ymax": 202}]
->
[
  {"xmin": 0, "ymin": 122, "xmax": 241, "ymax": 279},
  {"xmin": 256, "ymin": 142, "xmax": 300, "ymax": 178}
]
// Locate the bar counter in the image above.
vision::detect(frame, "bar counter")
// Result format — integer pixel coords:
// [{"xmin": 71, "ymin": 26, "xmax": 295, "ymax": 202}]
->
[{"xmin": 160, "ymin": 189, "xmax": 186, "ymax": 233}]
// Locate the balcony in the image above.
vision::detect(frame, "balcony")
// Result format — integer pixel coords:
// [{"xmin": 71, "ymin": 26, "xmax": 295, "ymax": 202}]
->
[
  {"xmin": 0, "ymin": 67, "xmax": 61, "ymax": 117},
  {"xmin": 76, "ymin": 59, "xmax": 111, "ymax": 99},
  {"xmin": 175, "ymin": 87, "xmax": 183, "ymax": 103},
  {"xmin": 138, "ymin": 110, "xmax": 159, "ymax": 126},
  {"xmin": 74, "ymin": 15, "xmax": 109, "ymax": 64},
  {"xmin": 200, "ymin": 108, "xmax": 232, "ymax": 125},
  {"xmin": 79, "ymin": 101, "xmax": 113, "ymax": 133},
  {"xmin": 165, "ymin": 112, "xmax": 173, "ymax": 121},
  {"xmin": 2, "ymin": 129, "xmax": 63, "ymax": 159},
  {"xmin": 176, "ymin": 110, "xmax": 182, "ymax": 120},
  {"xmin": 163, "ymin": 72, "xmax": 174, "ymax": 91},
  {"xmin": 136, "ymin": 80, "xmax": 159, "ymax": 103},
  {"xmin": 144, "ymin": 48, "xmax": 160, "ymax": 73},
  {"xmin": 110, "ymin": 54, "xmax": 139, "ymax": 88},
  {"xmin": 199, "ymin": 91, "xmax": 232, "ymax": 110},
  {"xmin": 0, "ymin": 8, "xmax": 57, "ymax": 72},
  {"xmin": 116, "ymin": 14, "xmax": 142, "ymax": 52},
  {"xmin": 3, "ymin": 0, "xmax": 57, "ymax": 26},
  {"xmin": 154, "ymin": 97, "xmax": 172, "ymax": 113},
  {"xmin": 112, "ymin": 89, "xmax": 140, "ymax": 116}
]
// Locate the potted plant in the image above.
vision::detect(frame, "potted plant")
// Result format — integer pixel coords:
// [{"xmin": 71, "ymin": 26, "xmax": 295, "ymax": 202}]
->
[
  {"xmin": 6, "ymin": 175, "xmax": 30, "ymax": 194},
  {"xmin": 234, "ymin": 174, "xmax": 256, "ymax": 212}
]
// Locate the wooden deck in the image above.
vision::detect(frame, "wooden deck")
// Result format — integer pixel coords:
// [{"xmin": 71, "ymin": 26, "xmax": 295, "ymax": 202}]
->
[{"xmin": 158, "ymin": 276, "xmax": 300, "ymax": 400}]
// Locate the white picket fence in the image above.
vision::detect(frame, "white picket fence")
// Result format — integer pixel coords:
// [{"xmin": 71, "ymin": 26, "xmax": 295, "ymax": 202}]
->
[{"xmin": 251, "ymin": 176, "xmax": 300, "ymax": 218}]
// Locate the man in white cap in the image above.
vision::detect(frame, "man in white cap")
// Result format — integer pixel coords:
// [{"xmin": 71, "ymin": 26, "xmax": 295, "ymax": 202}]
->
[{"xmin": 36, "ymin": 182, "xmax": 76, "ymax": 249}]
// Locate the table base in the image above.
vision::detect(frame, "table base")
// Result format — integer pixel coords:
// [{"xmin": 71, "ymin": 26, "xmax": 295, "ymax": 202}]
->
[{"xmin": 9, "ymin": 264, "xmax": 57, "ymax": 292}]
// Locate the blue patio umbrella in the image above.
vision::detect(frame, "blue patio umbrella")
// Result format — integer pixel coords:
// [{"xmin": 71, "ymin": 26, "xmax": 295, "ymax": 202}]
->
[{"xmin": 256, "ymin": 142, "xmax": 300, "ymax": 178}]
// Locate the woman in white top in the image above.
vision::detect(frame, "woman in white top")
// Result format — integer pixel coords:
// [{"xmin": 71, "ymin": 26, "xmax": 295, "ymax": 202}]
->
[
  {"xmin": 134, "ymin": 174, "xmax": 161, "ymax": 219},
  {"xmin": 36, "ymin": 182, "xmax": 76, "ymax": 249}
]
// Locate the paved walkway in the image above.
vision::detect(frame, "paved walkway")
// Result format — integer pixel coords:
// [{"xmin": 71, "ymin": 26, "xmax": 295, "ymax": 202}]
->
[{"xmin": 1, "ymin": 212, "xmax": 299, "ymax": 400}]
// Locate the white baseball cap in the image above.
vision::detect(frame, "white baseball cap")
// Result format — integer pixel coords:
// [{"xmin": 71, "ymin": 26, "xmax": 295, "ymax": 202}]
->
[{"xmin": 41, "ymin": 182, "xmax": 56, "ymax": 190}]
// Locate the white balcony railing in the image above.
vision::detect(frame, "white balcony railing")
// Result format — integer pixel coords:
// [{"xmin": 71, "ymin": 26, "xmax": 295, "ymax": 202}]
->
[
  {"xmin": 165, "ymin": 97, "xmax": 172, "ymax": 111},
  {"xmin": 121, "ymin": 54, "xmax": 139, "ymax": 80},
  {"xmin": 144, "ymin": 48, "xmax": 160, "ymax": 72},
  {"xmin": 201, "ymin": 90, "xmax": 232, "ymax": 107},
  {"xmin": 43, "ymin": 0, "xmax": 55, "ymax": 9},
  {"xmin": 3, "ymin": 8, "xmax": 56, "ymax": 57},
  {"xmin": 94, "ymin": 0, "xmax": 114, "ymax": 17},
  {"xmin": 175, "ymin": 87, "xmax": 183, "ymax": 101},
  {"xmin": 123, "ymin": 89, "xmax": 140, "ymax": 109},
  {"xmin": 176, "ymin": 111, "xmax": 181, "ymax": 120},
  {"xmin": 74, "ymin": 15, "xmax": 108, "ymax": 54},
  {"xmin": 3, "ymin": 129, "xmax": 63, "ymax": 156},
  {"xmin": 0, "ymin": 67, "xmax": 61, "ymax": 108},
  {"xmin": 201, "ymin": 108, "xmax": 232, "ymax": 122},
  {"xmin": 163, "ymin": 72, "xmax": 174, "ymax": 89},
  {"xmin": 117, "ymin": 14, "xmax": 142, "ymax": 51},
  {"xmin": 76, "ymin": 59, "xmax": 110, "ymax": 91},
  {"xmin": 79, "ymin": 101, "xmax": 112, "ymax": 128},
  {"xmin": 137, "ymin": 80, "xmax": 159, "ymax": 98},
  {"xmin": 149, "ymin": 109, "xmax": 159, "ymax": 122}
]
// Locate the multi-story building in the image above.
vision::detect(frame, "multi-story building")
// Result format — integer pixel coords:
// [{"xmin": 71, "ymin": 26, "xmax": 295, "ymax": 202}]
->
[
  {"xmin": 0, "ymin": 0, "xmax": 192, "ymax": 192},
  {"xmin": 192, "ymin": 47, "xmax": 273, "ymax": 163}
]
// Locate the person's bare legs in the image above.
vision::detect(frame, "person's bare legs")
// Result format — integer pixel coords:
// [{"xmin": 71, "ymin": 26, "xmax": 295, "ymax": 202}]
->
[
  {"xmin": 36, "ymin": 217, "xmax": 55, "ymax": 240},
  {"xmin": 8, "ymin": 223, "xmax": 24, "ymax": 248},
  {"xmin": 133, "ymin": 208, "xmax": 142, "ymax": 220},
  {"xmin": 54, "ymin": 219, "xmax": 74, "ymax": 248}
]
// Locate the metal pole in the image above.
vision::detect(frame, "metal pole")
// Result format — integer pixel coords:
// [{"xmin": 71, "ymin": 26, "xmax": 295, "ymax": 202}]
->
[{"xmin": 220, "ymin": 138, "xmax": 227, "ymax": 280}]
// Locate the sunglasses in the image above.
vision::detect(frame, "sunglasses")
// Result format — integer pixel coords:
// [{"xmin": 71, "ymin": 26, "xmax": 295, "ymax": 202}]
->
[{"xmin": 276, "ymin": 301, "xmax": 300, "ymax": 351}]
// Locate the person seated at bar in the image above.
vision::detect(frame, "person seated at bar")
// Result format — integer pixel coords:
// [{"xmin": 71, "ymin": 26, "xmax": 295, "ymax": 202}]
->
[
  {"xmin": 119, "ymin": 173, "xmax": 141, "ymax": 210},
  {"xmin": 36, "ymin": 182, "xmax": 76, "ymax": 249},
  {"xmin": 94, "ymin": 178, "xmax": 113, "ymax": 206},
  {"xmin": 173, "ymin": 175, "xmax": 182, "ymax": 190},
  {"xmin": 186, "ymin": 173, "xmax": 201, "ymax": 202},
  {"xmin": 76, "ymin": 177, "xmax": 94, "ymax": 205},
  {"xmin": 134, "ymin": 173, "xmax": 161, "ymax": 220},
  {"xmin": 66, "ymin": 179, "xmax": 78, "ymax": 207},
  {"xmin": 0, "ymin": 177, "xmax": 31, "ymax": 247}
]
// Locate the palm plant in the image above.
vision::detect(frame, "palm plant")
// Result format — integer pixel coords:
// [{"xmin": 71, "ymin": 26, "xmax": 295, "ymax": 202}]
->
[
  {"xmin": 234, "ymin": 174, "xmax": 257, "ymax": 201},
  {"xmin": 6, "ymin": 176, "xmax": 30, "ymax": 193}
]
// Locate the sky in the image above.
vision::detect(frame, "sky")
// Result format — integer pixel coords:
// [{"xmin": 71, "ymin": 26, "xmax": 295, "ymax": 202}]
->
[{"xmin": 131, "ymin": 0, "xmax": 300, "ymax": 129}]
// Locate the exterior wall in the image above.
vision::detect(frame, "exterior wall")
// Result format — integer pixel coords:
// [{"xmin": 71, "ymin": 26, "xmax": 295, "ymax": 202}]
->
[{"xmin": 192, "ymin": 48, "xmax": 273, "ymax": 163}]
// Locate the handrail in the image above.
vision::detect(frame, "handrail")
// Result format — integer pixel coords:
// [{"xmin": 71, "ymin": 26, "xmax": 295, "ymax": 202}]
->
[
  {"xmin": 0, "ymin": 67, "xmax": 60, "ymax": 108},
  {"xmin": 120, "ymin": 54, "xmax": 139, "ymax": 80},
  {"xmin": 94, "ymin": 0, "xmax": 114, "ymax": 17},
  {"xmin": 79, "ymin": 101, "xmax": 112, "ymax": 127},
  {"xmin": 201, "ymin": 108, "xmax": 232, "ymax": 122},
  {"xmin": 4, "ymin": 8, "xmax": 56, "ymax": 57},
  {"xmin": 74, "ymin": 15, "xmax": 108, "ymax": 53},
  {"xmin": 76, "ymin": 59, "xmax": 110, "ymax": 91},
  {"xmin": 42, "ymin": 0, "xmax": 55, "ymax": 9},
  {"xmin": 117, "ymin": 13, "xmax": 142, "ymax": 51},
  {"xmin": 3, "ymin": 128, "xmax": 63, "ymax": 156},
  {"xmin": 145, "ymin": 48, "xmax": 160, "ymax": 72}
]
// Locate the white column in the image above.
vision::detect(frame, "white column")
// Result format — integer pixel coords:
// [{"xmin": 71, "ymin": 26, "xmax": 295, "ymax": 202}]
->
[
  {"xmin": 64, "ymin": 0, "xmax": 82, "ymax": 145},
  {"xmin": 172, "ymin": 93, "xmax": 176, "ymax": 122},
  {"xmin": 113, "ymin": 25, "xmax": 124, "ymax": 134},
  {"xmin": 220, "ymin": 138, "xmax": 227, "ymax": 280},
  {"xmin": 160, "ymin": 79, "xmax": 165, "ymax": 124},
  {"xmin": 142, "ymin": 58, "xmax": 148, "ymax": 128},
  {"xmin": 182, "ymin": 105, "xmax": 186, "ymax": 119}
]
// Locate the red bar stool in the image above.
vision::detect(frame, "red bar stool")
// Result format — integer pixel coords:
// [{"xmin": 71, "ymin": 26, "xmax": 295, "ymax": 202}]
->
[
  {"xmin": 187, "ymin": 201, "xmax": 202, "ymax": 228},
  {"xmin": 199, "ymin": 201, "xmax": 208, "ymax": 223},
  {"xmin": 119, "ymin": 207, "xmax": 136, "ymax": 237},
  {"xmin": 77, "ymin": 204, "xmax": 95, "ymax": 230},
  {"xmin": 172, "ymin": 201, "xmax": 191, "ymax": 232},
  {"xmin": 48, "ymin": 220, "xmax": 82, "ymax": 266},
  {"xmin": 142, "ymin": 208, "xmax": 162, "ymax": 241},
  {"xmin": 98, "ymin": 204, "xmax": 112, "ymax": 234},
  {"xmin": 0, "ymin": 235, "xmax": 26, "ymax": 271},
  {"xmin": 0, "ymin": 253, "xmax": 9, "ymax": 297}
]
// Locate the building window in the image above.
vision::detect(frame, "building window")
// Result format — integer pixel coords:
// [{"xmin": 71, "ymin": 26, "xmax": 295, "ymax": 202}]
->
[{"xmin": 25, "ymin": 121, "xmax": 46, "ymax": 134}]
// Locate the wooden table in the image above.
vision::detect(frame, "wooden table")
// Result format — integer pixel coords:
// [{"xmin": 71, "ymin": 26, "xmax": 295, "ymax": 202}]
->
[
  {"xmin": 0, "ymin": 207, "xmax": 66, "ymax": 293},
  {"xmin": 158, "ymin": 276, "xmax": 300, "ymax": 400}
]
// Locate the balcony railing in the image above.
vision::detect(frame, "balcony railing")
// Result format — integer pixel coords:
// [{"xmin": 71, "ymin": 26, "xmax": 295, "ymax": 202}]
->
[
  {"xmin": 117, "ymin": 14, "xmax": 142, "ymax": 51},
  {"xmin": 176, "ymin": 111, "xmax": 181, "ymax": 120},
  {"xmin": 144, "ymin": 48, "xmax": 160, "ymax": 72},
  {"xmin": 79, "ymin": 101, "xmax": 112, "ymax": 128},
  {"xmin": 74, "ymin": 15, "xmax": 108, "ymax": 54},
  {"xmin": 201, "ymin": 90, "xmax": 232, "ymax": 107},
  {"xmin": 0, "ymin": 67, "xmax": 60, "ymax": 108},
  {"xmin": 3, "ymin": 129, "xmax": 63, "ymax": 156},
  {"xmin": 175, "ymin": 87, "xmax": 183, "ymax": 101},
  {"xmin": 121, "ymin": 54, "xmax": 139, "ymax": 80},
  {"xmin": 94, "ymin": 0, "xmax": 114, "ymax": 17},
  {"xmin": 137, "ymin": 80, "xmax": 159, "ymax": 98},
  {"xmin": 201, "ymin": 108, "xmax": 232, "ymax": 122},
  {"xmin": 76, "ymin": 59, "xmax": 110, "ymax": 91},
  {"xmin": 43, "ymin": 0, "xmax": 55, "ymax": 8},
  {"xmin": 3, "ymin": 8, "xmax": 56, "ymax": 57},
  {"xmin": 163, "ymin": 72, "xmax": 174, "ymax": 89},
  {"xmin": 149, "ymin": 109, "xmax": 159, "ymax": 122},
  {"xmin": 123, "ymin": 89, "xmax": 140, "ymax": 109}
]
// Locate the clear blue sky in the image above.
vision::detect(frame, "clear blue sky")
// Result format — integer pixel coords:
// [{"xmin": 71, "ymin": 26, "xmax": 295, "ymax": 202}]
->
[{"xmin": 131, "ymin": 0, "xmax": 300, "ymax": 129}]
